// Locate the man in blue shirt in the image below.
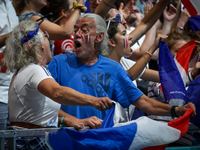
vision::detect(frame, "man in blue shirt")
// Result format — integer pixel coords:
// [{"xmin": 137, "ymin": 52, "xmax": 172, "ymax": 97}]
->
[{"xmin": 48, "ymin": 13, "xmax": 196, "ymax": 129}]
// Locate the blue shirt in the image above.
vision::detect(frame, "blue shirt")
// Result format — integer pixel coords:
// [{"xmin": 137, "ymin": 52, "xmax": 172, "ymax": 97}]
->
[{"xmin": 48, "ymin": 53, "xmax": 143, "ymax": 119}]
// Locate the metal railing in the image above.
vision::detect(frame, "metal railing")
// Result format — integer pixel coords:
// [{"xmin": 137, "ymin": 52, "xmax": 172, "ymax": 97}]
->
[{"xmin": 0, "ymin": 124, "xmax": 199, "ymax": 150}]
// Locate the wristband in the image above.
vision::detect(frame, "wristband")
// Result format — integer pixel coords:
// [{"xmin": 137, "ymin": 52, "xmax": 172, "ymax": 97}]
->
[
  {"xmin": 60, "ymin": 116, "xmax": 65, "ymax": 127},
  {"xmin": 146, "ymin": 51, "xmax": 153, "ymax": 57},
  {"xmin": 170, "ymin": 106, "xmax": 179, "ymax": 119}
]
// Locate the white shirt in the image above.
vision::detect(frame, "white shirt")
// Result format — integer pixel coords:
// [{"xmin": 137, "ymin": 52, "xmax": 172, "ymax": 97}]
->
[
  {"xmin": 9, "ymin": 64, "xmax": 61, "ymax": 127},
  {"xmin": 0, "ymin": 0, "xmax": 19, "ymax": 104},
  {"xmin": 120, "ymin": 57, "xmax": 145, "ymax": 86}
]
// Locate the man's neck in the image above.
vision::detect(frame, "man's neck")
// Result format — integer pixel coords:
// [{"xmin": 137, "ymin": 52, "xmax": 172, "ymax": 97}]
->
[{"xmin": 78, "ymin": 53, "xmax": 99, "ymax": 66}]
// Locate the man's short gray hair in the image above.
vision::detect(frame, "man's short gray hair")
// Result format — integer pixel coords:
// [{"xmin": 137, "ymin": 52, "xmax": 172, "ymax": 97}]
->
[
  {"xmin": 2, "ymin": 20, "xmax": 44, "ymax": 72},
  {"xmin": 79, "ymin": 13, "xmax": 109, "ymax": 57}
]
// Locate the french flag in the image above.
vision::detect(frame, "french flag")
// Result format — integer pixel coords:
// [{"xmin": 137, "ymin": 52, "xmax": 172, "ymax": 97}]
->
[
  {"xmin": 158, "ymin": 40, "xmax": 196, "ymax": 106},
  {"xmin": 45, "ymin": 102, "xmax": 193, "ymax": 150},
  {"xmin": 174, "ymin": 39, "xmax": 196, "ymax": 86},
  {"xmin": 158, "ymin": 40, "xmax": 187, "ymax": 106},
  {"xmin": 158, "ymin": 40, "xmax": 200, "ymax": 129},
  {"xmin": 181, "ymin": 0, "xmax": 200, "ymax": 17}
]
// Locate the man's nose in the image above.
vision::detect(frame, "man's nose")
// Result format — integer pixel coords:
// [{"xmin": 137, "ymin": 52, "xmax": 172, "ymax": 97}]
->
[{"xmin": 74, "ymin": 29, "xmax": 82, "ymax": 37}]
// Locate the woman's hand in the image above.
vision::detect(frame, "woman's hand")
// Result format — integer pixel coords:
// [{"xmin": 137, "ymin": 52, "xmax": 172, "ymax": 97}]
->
[{"xmin": 63, "ymin": 116, "xmax": 103, "ymax": 130}]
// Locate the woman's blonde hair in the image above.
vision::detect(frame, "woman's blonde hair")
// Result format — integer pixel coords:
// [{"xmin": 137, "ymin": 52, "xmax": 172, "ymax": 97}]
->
[{"xmin": 2, "ymin": 20, "xmax": 44, "ymax": 72}]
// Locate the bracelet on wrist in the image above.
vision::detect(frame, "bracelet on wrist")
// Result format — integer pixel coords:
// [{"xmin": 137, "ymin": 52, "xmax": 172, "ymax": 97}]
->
[
  {"xmin": 146, "ymin": 51, "xmax": 153, "ymax": 57},
  {"xmin": 60, "ymin": 116, "xmax": 65, "ymax": 127},
  {"xmin": 73, "ymin": 1, "xmax": 87, "ymax": 13},
  {"xmin": 170, "ymin": 106, "xmax": 179, "ymax": 119}
]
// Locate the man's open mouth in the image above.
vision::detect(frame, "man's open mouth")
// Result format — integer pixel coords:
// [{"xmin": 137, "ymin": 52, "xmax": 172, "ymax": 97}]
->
[{"xmin": 74, "ymin": 41, "xmax": 82, "ymax": 49}]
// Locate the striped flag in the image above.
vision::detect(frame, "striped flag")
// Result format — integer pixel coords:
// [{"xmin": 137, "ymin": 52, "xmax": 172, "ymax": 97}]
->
[
  {"xmin": 158, "ymin": 40, "xmax": 200, "ymax": 128},
  {"xmin": 174, "ymin": 39, "xmax": 196, "ymax": 86},
  {"xmin": 45, "ymin": 103, "xmax": 193, "ymax": 150},
  {"xmin": 158, "ymin": 40, "xmax": 186, "ymax": 106},
  {"xmin": 158, "ymin": 39, "xmax": 196, "ymax": 106},
  {"xmin": 181, "ymin": 0, "xmax": 200, "ymax": 17}
]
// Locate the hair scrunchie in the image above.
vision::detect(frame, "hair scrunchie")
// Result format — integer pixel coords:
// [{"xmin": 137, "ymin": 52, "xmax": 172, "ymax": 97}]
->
[{"xmin": 73, "ymin": 1, "xmax": 87, "ymax": 13}]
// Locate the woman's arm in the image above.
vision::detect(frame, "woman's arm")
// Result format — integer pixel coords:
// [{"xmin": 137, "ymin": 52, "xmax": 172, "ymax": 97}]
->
[
  {"xmin": 30, "ymin": 9, "xmax": 81, "ymax": 40},
  {"xmin": 140, "ymin": 69, "xmax": 160, "ymax": 83},
  {"xmin": 58, "ymin": 109, "xmax": 103, "ymax": 130},
  {"xmin": 127, "ymin": 35, "xmax": 160, "ymax": 81}
]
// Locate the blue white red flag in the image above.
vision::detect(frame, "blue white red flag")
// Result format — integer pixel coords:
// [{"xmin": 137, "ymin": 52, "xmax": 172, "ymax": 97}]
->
[
  {"xmin": 181, "ymin": 0, "xmax": 200, "ymax": 17},
  {"xmin": 46, "ymin": 102, "xmax": 193, "ymax": 150},
  {"xmin": 158, "ymin": 40, "xmax": 186, "ymax": 106},
  {"xmin": 174, "ymin": 39, "xmax": 196, "ymax": 86},
  {"xmin": 158, "ymin": 39, "xmax": 199, "ymax": 128}
]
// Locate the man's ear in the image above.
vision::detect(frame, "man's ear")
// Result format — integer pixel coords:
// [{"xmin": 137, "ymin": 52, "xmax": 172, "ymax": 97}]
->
[
  {"xmin": 108, "ymin": 39, "xmax": 116, "ymax": 47},
  {"xmin": 95, "ymin": 32, "xmax": 104, "ymax": 43}
]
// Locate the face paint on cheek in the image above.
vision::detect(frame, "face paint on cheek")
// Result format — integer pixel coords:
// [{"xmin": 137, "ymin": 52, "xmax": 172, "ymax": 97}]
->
[
  {"xmin": 86, "ymin": 34, "xmax": 91, "ymax": 44},
  {"xmin": 123, "ymin": 38, "xmax": 128, "ymax": 49}
]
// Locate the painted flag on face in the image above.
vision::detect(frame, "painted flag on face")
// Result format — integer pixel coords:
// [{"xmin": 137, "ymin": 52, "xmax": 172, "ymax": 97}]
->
[
  {"xmin": 85, "ymin": 34, "xmax": 90, "ymax": 44},
  {"xmin": 123, "ymin": 38, "xmax": 128, "ymax": 49},
  {"xmin": 46, "ymin": 102, "xmax": 193, "ymax": 150},
  {"xmin": 158, "ymin": 40, "xmax": 186, "ymax": 106},
  {"xmin": 181, "ymin": 0, "xmax": 200, "ymax": 17}
]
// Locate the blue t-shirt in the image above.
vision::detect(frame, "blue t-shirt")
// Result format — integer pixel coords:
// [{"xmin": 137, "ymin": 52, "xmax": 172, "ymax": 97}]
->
[{"xmin": 48, "ymin": 53, "xmax": 143, "ymax": 119}]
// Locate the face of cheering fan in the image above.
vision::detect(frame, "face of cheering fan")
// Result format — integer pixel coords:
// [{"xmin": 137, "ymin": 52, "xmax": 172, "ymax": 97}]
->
[
  {"xmin": 73, "ymin": 17, "xmax": 98, "ymax": 58},
  {"xmin": 40, "ymin": 29, "xmax": 52, "ymax": 63},
  {"xmin": 109, "ymin": 23, "xmax": 133, "ymax": 58}
]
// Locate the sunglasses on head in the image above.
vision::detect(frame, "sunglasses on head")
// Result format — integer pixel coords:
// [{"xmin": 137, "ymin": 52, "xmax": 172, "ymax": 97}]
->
[{"xmin": 106, "ymin": 13, "xmax": 123, "ymax": 30}]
